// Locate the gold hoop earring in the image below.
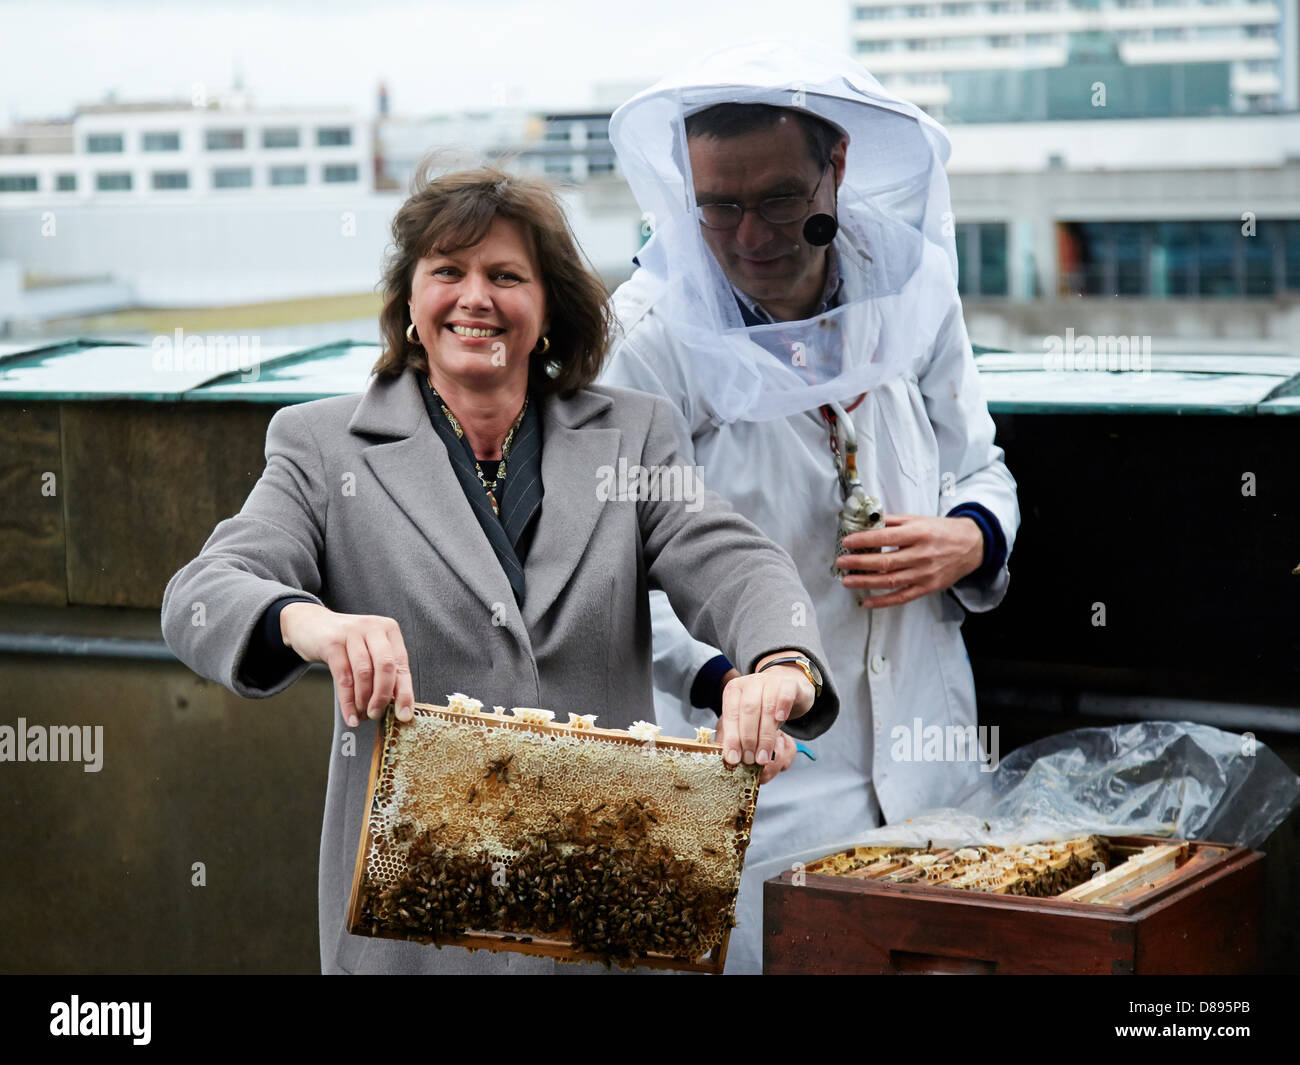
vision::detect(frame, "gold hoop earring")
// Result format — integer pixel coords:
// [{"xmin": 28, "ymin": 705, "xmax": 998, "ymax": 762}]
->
[
  {"xmin": 406, "ymin": 322, "xmax": 418, "ymax": 343},
  {"xmin": 534, "ymin": 335, "xmax": 550, "ymax": 355}
]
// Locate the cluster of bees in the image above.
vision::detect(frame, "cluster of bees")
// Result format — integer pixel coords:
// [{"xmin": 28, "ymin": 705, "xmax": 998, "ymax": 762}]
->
[{"xmin": 359, "ymin": 799, "xmax": 735, "ymax": 967}]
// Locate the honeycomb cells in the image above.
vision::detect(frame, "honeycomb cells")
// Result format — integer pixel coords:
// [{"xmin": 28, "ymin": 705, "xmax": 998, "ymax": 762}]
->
[{"xmin": 355, "ymin": 706, "xmax": 759, "ymax": 967}]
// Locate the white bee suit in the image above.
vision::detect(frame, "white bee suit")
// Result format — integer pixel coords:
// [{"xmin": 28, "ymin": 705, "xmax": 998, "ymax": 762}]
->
[{"xmin": 600, "ymin": 42, "xmax": 1020, "ymax": 973}]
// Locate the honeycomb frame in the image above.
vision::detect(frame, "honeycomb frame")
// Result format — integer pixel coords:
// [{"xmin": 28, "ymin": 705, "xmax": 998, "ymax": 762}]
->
[{"xmin": 346, "ymin": 701, "xmax": 762, "ymax": 972}]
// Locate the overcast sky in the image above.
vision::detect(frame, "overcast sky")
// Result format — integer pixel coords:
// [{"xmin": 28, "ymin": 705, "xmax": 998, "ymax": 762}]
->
[{"xmin": 2, "ymin": 0, "xmax": 851, "ymax": 123}]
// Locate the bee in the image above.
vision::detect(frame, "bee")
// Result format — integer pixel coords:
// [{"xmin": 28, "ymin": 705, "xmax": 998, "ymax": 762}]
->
[
  {"xmin": 484, "ymin": 755, "xmax": 513, "ymax": 784},
  {"xmin": 467, "ymin": 785, "xmax": 477, "ymax": 804},
  {"xmin": 503, "ymin": 809, "xmax": 516, "ymax": 822}
]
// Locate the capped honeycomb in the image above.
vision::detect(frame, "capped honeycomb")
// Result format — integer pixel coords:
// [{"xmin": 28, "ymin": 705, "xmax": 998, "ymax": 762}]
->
[
  {"xmin": 808, "ymin": 836, "xmax": 1112, "ymax": 898},
  {"xmin": 347, "ymin": 701, "xmax": 761, "ymax": 969}
]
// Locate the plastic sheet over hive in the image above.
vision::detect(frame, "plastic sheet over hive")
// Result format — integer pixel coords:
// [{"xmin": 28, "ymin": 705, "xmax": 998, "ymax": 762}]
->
[{"xmin": 346, "ymin": 702, "xmax": 761, "ymax": 971}]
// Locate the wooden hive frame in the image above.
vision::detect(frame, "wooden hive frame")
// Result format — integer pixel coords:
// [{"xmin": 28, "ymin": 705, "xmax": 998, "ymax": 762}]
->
[{"xmin": 346, "ymin": 701, "xmax": 761, "ymax": 973}]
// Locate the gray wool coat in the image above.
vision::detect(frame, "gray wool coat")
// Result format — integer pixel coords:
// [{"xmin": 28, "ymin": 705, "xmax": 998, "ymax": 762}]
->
[{"xmin": 160, "ymin": 366, "xmax": 839, "ymax": 974}]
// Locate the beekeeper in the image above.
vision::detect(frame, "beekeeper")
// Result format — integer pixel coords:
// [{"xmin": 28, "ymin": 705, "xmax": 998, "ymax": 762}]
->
[{"xmin": 600, "ymin": 40, "xmax": 1020, "ymax": 973}]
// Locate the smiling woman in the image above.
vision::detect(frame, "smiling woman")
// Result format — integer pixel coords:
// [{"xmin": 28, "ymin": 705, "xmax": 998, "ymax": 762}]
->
[
  {"xmin": 159, "ymin": 161, "xmax": 844, "ymax": 974},
  {"xmin": 375, "ymin": 164, "xmax": 609, "ymax": 398}
]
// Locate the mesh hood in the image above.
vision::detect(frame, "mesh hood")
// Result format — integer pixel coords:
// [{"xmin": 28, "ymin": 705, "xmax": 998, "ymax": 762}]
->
[{"xmin": 610, "ymin": 39, "xmax": 962, "ymax": 422}]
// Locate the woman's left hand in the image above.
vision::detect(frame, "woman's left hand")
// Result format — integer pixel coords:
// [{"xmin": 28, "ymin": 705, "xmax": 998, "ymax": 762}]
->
[
  {"xmin": 758, "ymin": 730, "xmax": 798, "ymax": 784},
  {"xmin": 718, "ymin": 656, "xmax": 814, "ymax": 772}
]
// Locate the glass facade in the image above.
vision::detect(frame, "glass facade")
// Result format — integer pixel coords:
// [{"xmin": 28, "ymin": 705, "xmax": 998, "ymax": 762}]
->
[{"xmin": 1059, "ymin": 219, "xmax": 1299, "ymax": 297}]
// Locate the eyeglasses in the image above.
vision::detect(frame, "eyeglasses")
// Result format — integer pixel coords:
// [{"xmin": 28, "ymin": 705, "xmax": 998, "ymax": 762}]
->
[{"xmin": 693, "ymin": 161, "xmax": 831, "ymax": 231}]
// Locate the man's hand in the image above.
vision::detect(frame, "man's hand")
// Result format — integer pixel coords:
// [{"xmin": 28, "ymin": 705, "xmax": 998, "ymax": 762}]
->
[
  {"xmin": 835, "ymin": 514, "xmax": 983, "ymax": 608},
  {"xmin": 717, "ymin": 652, "xmax": 815, "ymax": 773}
]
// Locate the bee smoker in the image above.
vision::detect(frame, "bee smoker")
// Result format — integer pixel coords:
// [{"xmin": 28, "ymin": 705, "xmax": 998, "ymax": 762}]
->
[{"xmin": 825, "ymin": 400, "xmax": 885, "ymax": 579}]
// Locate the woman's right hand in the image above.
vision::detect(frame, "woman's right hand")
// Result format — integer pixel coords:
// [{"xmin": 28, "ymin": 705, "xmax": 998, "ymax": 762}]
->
[{"xmin": 279, "ymin": 603, "xmax": 415, "ymax": 727}]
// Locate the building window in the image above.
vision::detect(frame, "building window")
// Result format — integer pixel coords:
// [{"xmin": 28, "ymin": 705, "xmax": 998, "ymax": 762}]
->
[
  {"xmin": 323, "ymin": 163, "xmax": 358, "ymax": 183},
  {"xmin": 989, "ymin": 35, "xmax": 1013, "ymax": 48},
  {"xmin": 1025, "ymin": 0, "xmax": 1054, "ymax": 10},
  {"xmin": 86, "ymin": 133, "xmax": 124, "ymax": 153},
  {"xmin": 262, "ymin": 127, "xmax": 300, "ymax": 149},
  {"xmin": 1285, "ymin": 221, "xmax": 1300, "ymax": 291},
  {"xmin": 0, "ymin": 174, "xmax": 38, "ymax": 192},
  {"xmin": 95, "ymin": 172, "xmax": 132, "ymax": 191},
  {"xmin": 855, "ymin": 4, "xmax": 894, "ymax": 16},
  {"xmin": 588, "ymin": 157, "xmax": 616, "ymax": 175},
  {"xmin": 317, "ymin": 126, "xmax": 352, "ymax": 147},
  {"xmin": 212, "ymin": 167, "xmax": 253, "ymax": 188},
  {"xmin": 206, "ymin": 129, "xmax": 245, "ymax": 151},
  {"xmin": 269, "ymin": 164, "xmax": 307, "ymax": 186},
  {"xmin": 859, "ymin": 39, "xmax": 892, "ymax": 51},
  {"xmin": 143, "ymin": 131, "xmax": 181, "ymax": 152},
  {"xmin": 56, "ymin": 173, "xmax": 76, "ymax": 191},
  {"xmin": 151, "ymin": 171, "xmax": 189, "ymax": 190},
  {"xmin": 1026, "ymin": 33, "xmax": 1055, "ymax": 45},
  {"xmin": 544, "ymin": 159, "xmax": 572, "ymax": 176},
  {"xmin": 1196, "ymin": 221, "xmax": 1237, "ymax": 296},
  {"xmin": 956, "ymin": 222, "xmax": 1009, "ymax": 297},
  {"xmin": 1060, "ymin": 219, "xmax": 1297, "ymax": 298}
]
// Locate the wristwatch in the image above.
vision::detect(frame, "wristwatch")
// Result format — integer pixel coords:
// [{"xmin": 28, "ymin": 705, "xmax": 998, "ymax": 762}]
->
[{"xmin": 755, "ymin": 654, "xmax": 823, "ymax": 698}]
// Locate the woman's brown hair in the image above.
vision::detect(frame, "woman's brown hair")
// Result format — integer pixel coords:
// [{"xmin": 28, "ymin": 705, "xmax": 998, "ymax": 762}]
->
[{"xmin": 373, "ymin": 160, "xmax": 614, "ymax": 394}]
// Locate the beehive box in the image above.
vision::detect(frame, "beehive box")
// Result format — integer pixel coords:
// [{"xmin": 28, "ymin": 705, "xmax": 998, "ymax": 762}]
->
[
  {"xmin": 764, "ymin": 835, "xmax": 1265, "ymax": 974},
  {"xmin": 347, "ymin": 699, "xmax": 760, "ymax": 972}
]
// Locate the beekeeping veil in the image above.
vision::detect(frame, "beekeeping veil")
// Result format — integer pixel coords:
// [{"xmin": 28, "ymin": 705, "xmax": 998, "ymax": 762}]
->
[{"xmin": 609, "ymin": 40, "xmax": 961, "ymax": 423}]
